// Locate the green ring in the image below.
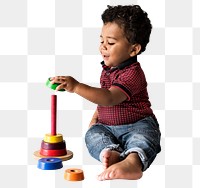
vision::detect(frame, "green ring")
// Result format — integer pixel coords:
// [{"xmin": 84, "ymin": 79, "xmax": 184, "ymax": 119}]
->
[{"xmin": 46, "ymin": 78, "xmax": 65, "ymax": 91}]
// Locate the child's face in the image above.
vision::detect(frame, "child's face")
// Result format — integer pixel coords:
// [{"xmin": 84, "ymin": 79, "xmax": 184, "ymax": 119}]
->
[{"xmin": 99, "ymin": 22, "xmax": 133, "ymax": 67}]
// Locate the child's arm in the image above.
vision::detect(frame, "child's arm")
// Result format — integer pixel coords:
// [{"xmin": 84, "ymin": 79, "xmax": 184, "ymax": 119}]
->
[{"xmin": 50, "ymin": 76, "xmax": 127, "ymax": 106}]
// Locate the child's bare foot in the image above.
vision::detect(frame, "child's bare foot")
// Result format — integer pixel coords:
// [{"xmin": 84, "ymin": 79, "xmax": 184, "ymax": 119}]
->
[
  {"xmin": 98, "ymin": 153, "xmax": 143, "ymax": 181},
  {"xmin": 101, "ymin": 149, "xmax": 120, "ymax": 169}
]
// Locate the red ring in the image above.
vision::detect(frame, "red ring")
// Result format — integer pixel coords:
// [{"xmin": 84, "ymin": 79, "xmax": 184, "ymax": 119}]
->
[
  {"xmin": 40, "ymin": 148, "xmax": 67, "ymax": 156},
  {"xmin": 41, "ymin": 140, "xmax": 66, "ymax": 150}
]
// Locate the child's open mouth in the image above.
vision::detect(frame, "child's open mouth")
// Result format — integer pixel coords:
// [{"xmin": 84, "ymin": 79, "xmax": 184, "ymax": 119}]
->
[{"xmin": 103, "ymin": 55, "xmax": 109, "ymax": 61}]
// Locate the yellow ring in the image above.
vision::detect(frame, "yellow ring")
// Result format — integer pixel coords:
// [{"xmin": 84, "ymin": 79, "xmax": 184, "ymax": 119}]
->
[{"xmin": 44, "ymin": 134, "xmax": 63, "ymax": 143}]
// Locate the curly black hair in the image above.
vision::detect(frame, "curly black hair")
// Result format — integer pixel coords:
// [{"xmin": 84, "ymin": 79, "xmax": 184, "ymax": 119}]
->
[{"xmin": 101, "ymin": 5, "xmax": 152, "ymax": 54}]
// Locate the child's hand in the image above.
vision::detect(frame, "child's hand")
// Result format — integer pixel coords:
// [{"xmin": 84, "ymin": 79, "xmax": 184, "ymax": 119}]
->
[{"xmin": 50, "ymin": 76, "xmax": 79, "ymax": 93}]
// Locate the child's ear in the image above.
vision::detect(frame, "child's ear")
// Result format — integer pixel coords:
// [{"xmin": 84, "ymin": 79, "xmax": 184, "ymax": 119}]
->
[{"xmin": 130, "ymin": 44, "xmax": 141, "ymax": 56}]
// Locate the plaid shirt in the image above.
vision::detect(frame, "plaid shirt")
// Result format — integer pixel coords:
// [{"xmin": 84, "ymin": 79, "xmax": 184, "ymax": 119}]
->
[{"xmin": 97, "ymin": 56, "xmax": 155, "ymax": 125}]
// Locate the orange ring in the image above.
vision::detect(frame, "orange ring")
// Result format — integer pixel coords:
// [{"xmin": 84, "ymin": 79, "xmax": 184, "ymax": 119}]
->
[{"xmin": 64, "ymin": 168, "xmax": 84, "ymax": 181}]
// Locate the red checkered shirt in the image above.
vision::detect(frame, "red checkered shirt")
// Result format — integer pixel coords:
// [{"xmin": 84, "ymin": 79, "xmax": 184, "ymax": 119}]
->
[{"xmin": 97, "ymin": 56, "xmax": 155, "ymax": 125}]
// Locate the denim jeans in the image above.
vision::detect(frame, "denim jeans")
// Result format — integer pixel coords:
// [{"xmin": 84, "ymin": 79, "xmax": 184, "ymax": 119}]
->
[{"xmin": 85, "ymin": 116, "xmax": 161, "ymax": 171}]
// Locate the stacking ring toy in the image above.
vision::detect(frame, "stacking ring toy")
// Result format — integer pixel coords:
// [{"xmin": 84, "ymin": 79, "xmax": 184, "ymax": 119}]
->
[
  {"xmin": 37, "ymin": 158, "xmax": 63, "ymax": 170},
  {"xmin": 44, "ymin": 133, "xmax": 63, "ymax": 143},
  {"xmin": 64, "ymin": 168, "xmax": 84, "ymax": 181},
  {"xmin": 46, "ymin": 78, "xmax": 65, "ymax": 91},
  {"xmin": 33, "ymin": 94, "xmax": 73, "ymax": 165},
  {"xmin": 41, "ymin": 140, "xmax": 66, "ymax": 150}
]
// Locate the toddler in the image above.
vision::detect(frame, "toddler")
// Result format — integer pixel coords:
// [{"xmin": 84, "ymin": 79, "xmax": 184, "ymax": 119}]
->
[{"xmin": 51, "ymin": 5, "xmax": 161, "ymax": 181}]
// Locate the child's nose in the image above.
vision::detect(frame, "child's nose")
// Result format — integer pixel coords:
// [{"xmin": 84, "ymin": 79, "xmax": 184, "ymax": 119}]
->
[{"xmin": 100, "ymin": 43, "xmax": 107, "ymax": 50}]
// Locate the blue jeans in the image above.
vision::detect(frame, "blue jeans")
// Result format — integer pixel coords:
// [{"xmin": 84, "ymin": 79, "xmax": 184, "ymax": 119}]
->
[{"xmin": 85, "ymin": 116, "xmax": 161, "ymax": 171}]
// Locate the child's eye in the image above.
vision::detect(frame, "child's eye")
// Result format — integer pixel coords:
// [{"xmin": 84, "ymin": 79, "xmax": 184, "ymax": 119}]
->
[{"xmin": 100, "ymin": 41, "xmax": 115, "ymax": 45}]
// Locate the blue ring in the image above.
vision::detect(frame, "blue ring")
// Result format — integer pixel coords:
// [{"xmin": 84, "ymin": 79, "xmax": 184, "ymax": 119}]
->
[{"xmin": 37, "ymin": 158, "xmax": 63, "ymax": 170}]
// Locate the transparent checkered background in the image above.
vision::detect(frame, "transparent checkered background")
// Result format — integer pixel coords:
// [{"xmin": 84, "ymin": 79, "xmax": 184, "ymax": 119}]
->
[{"xmin": 0, "ymin": 0, "xmax": 199, "ymax": 187}]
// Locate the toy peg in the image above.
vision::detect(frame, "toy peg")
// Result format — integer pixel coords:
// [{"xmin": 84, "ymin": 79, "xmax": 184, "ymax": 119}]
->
[{"xmin": 51, "ymin": 95, "xmax": 57, "ymax": 136}]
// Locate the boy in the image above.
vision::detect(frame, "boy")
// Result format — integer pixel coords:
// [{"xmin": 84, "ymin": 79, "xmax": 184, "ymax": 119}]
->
[{"xmin": 51, "ymin": 5, "xmax": 161, "ymax": 181}]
